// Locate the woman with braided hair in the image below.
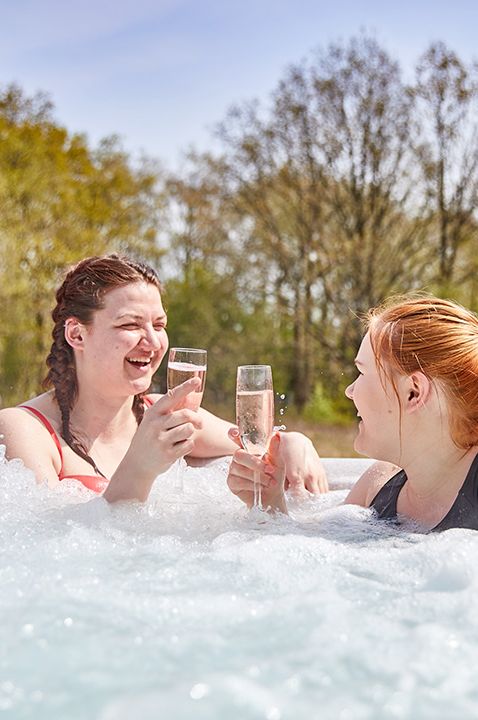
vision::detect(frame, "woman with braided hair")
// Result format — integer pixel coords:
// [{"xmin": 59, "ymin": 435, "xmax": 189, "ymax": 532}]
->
[{"xmin": 0, "ymin": 254, "xmax": 327, "ymax": 502}]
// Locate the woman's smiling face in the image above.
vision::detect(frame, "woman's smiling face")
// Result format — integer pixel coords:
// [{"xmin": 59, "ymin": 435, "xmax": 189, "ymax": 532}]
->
[
  {"xmin": 345, "ymin": 332, "xmax": 403, "ymax": 462},
  {"xmin": 75, "ymin": 281, "xmax": 169, "ymax": 396}
]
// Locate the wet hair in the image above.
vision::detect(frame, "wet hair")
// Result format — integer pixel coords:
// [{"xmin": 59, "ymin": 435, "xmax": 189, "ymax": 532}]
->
[
  {"xmin": 365, "ymin": 295, "xmax": 478, "ymax": 449},
  {"xmin": 43, "ymin": 254, "xmax": 162, "ymax": 474}
]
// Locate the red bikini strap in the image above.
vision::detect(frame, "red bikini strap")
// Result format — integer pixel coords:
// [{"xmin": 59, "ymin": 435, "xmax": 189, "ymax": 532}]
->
[{"xmin": 19, "ymin": 405, "xmax": 64, "ymax": 464}]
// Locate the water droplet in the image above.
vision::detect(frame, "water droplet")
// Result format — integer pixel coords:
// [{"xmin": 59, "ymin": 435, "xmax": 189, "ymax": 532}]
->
[{"xmin": 190, "ymin": 683, "xmax": 210, "ymax": 700}]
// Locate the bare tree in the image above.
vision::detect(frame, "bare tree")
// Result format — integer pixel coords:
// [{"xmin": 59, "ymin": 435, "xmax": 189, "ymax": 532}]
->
[{"xmin": 414, "ymin": 41, "xmax": 478, "ymax": 291}]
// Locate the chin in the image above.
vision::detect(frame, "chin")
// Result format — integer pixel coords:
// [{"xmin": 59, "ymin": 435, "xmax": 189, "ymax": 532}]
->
[
  {"xmin": 129, "ymin": 377, "xmax": 153, "ymax": 395},
  {"xmin": 353, "ymin": 433, "xmax": 372, "ymax": 459}
]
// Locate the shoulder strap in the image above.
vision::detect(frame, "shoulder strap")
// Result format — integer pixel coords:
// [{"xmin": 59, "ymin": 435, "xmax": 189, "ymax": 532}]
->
[{"xmin": 18, "ymin": 405, "xmax": 64, "ymax": 469}]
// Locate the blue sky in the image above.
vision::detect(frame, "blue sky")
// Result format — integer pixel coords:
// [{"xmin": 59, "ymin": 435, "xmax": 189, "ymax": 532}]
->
[{"xmin": 1, "ymin": 0, "xmax": 477, "ymax": 168}]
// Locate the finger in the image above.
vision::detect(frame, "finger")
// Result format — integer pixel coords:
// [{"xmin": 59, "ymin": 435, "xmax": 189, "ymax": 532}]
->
[
  {"xmin": 305, "ymin": 475, "xmax": 320, "ymax": 494},
  {"xmin": 174, "ymin": 437, "xmax": 195, "ymax": 454},
  {"xmin": 263, "ymin": 432, "xmax": 281, "ymax": 464},
  {"xmin": 228, "ymin": 470, "xmax": 275, "ymax": 490},
  {"xmin": 318, "ymin": 473, "xmax": 329, "ymax": 494},
  {"xmin": 286, "ymin": 470, "xmax": 310, "ymax": 497},
  {"xmin": 165, "ymin": 422, "xmax": 196, "ymax": 444},
  {"xmin": 304, "ymin": 468, "xmax": 329, "ymax": 494},
  {"xmin": 156, "ymin": 378, "xmax": 202, "ymax": 413},
  {"xmin": 228, "ymin": 427, "xmax": 242, "ymax": 448},
  {"xmin": 162, "ymin": 409, "xmax": 202, "ymax": 431},
  {"xmin": 231, "ymin": 450, "xmax": 266, "ymax": 474}
]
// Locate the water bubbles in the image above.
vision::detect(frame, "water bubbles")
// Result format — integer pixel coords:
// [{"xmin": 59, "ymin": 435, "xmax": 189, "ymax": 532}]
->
[
  {"xmin": 190, "ymin": 683, "xmax": 210, "ymax": 700},
  {"xmin": 275, "ymin": 392, "xmax": 288, "ymax": 425},
  {"xmin": 3, "ymin": 456, "xmax": 478, "ymax": 718}
]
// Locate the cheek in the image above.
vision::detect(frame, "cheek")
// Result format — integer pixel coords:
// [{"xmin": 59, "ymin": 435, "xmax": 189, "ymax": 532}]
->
[{"xmin": 155, "ymin": 333, "xmax": 169, "ymax": 364}]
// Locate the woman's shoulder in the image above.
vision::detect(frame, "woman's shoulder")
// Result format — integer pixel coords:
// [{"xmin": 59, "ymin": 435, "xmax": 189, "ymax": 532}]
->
[
  {"xmin": 344, "ymin": 460, "xmax": 401, "ymax": 507},
  {"xmin": 0, "ymin": 393, "xmax": 63, "ymax": 482},
  {"xmin": 0, "ymin": 392, "xmax": 59, "ymax": 430}
]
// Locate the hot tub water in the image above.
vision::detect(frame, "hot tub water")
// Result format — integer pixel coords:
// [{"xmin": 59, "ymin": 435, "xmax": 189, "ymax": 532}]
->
[{"xmin": 1, "ymin": 450, "xmax": 478, "ymax": 720}]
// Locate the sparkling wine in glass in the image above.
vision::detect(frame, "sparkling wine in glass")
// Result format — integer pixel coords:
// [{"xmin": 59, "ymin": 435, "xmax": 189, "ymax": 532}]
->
[
  {"xmin": 236, "ymin": 365, "xmax": 274, "ymax": 508},
  {"xmin": 167, "ymin": 347, "xmax": 207, "ymax": 410},
  {"xmin": 167, "ymin": 347, "xmax": 207, "ymax": 489}
]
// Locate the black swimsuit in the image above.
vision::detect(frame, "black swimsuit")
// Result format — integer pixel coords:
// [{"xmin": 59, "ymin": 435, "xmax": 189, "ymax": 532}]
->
[{"xmin": 370, "ymin": 452, "xmax": 478, "ymax": 531}]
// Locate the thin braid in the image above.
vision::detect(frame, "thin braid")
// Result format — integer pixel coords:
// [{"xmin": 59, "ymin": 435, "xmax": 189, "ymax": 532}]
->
[{"xmin": 44, "ymin": 289, "xmax": 104, "ymax": 474}]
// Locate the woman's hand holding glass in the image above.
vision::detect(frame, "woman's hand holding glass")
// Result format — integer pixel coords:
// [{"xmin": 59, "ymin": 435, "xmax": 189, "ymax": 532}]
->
[
  {"xmin": 104, "ymin": 378, "xmax": 203, "ymax": 503},
  {"xmin": 227, "ymin": 433, "xmax": 287, "ymax": 513},
  {"xmin": 226, "ymin": 429, "xmax": 328, "ymax": 512}
]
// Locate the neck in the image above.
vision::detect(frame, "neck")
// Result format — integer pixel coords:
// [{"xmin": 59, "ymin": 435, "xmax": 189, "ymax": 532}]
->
[
  {"xmin": 401, "ymin": 441, "xmax": 476, "ymax": 499},
  {"xmin": 69, "ymin": 386, "xmax": 138, "ymax": 442}
]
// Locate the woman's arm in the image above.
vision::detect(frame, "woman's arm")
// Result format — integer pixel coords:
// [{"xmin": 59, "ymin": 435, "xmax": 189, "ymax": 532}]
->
[
  {"xmin": 0, "ymin": 408, "xmax": 61, "ymax": 486},
  {"xmin": 189, "ymin": 407, "xmax": 237, "ymax": 457}
]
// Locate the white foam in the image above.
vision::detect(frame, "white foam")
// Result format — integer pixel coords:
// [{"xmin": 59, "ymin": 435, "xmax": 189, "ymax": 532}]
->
[{"xmin": 2, "ymin": 450, "xmax": 478, "ymax": 719}]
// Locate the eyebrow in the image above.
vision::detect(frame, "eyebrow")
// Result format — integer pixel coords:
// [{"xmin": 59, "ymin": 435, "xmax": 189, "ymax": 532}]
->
[
  {"xmin": 116, "ymin": 312, "xmax": 167, "ymax": 322},
  {"xmin": 354, "ymin": 358, "xmax": 365, "ymax": 367}
]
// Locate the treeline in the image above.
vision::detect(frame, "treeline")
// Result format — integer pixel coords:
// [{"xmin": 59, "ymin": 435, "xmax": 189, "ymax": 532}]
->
[{"xmin": 1, "ymin": 36, "xmax": 477, "ymax": 420}]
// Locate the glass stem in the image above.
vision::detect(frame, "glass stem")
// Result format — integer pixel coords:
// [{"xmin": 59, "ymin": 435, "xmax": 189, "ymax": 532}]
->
[
  {"xmin": 253, "ymin": 469, "xmax": 262, "ymax": 509},
  {"xmin": 174, "ymin": 458, "xmax": 184, "ymax": 492}
]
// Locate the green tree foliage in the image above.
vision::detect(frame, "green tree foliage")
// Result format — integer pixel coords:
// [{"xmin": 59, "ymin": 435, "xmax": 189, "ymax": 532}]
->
[
  {"xmin": 2, "ymin": 36, "xmax": 478, "ymax": 423},
  {"xmin": 163, "ymin": 36, "xmax": 478, "ymax": 417},
  {"xmin": 0, "ymin": 84, "xmax": 163, "ymax": 405}
]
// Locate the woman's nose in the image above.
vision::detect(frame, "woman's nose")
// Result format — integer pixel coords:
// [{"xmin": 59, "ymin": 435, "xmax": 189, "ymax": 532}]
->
[
  {"xmin": 140, "ymin": 326, "xmax": 161, "ymax": 349},
  {"xmin": 345, "ymin": 381, "xmax": 354, "ymax": 400}
]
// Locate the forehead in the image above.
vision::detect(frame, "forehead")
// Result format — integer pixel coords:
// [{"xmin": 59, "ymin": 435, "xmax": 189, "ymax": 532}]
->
[
  {"xmin": 100, "ymin": 281, "xmax": 165, "ymax": 317},
  {"xmin": 356, "ymin": 332, "xmax": 375, "ymax": 363}
]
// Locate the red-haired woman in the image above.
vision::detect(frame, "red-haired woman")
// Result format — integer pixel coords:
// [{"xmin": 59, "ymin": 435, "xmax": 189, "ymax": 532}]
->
[
  {"xmin": 0, "ymin": 254, "xmax": 327, "ymax": 502},
  {"xmin": 228, "ymin": 296, "xmax": 478, "ymax": 530}
]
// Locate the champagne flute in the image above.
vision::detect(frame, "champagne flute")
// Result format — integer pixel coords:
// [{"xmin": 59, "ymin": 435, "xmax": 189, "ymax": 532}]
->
[
  {"xmin": 167, "ymin": 347, "xmax": 207, "ymax": 489},
  {"xmin": 236, "ymin": 365, "xmax": 274, "ymax": 508}
]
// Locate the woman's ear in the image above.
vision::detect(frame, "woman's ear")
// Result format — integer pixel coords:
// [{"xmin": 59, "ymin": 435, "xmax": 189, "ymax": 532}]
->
[
  {"xmin": 64, "ymin": 318, "xmax": 85, "ymax": 349},
  {"xmin": 405, "ymin": 371, "xmax": 431, "ymax": 412}
]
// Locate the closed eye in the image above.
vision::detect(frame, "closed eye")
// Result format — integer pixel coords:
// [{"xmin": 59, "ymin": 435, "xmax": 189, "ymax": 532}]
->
[{"xmin": 119, "ymin": 324, "xmax": 140, "ymax": 330}]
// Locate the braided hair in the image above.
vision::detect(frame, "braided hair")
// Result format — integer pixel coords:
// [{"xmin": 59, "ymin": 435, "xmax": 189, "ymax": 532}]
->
[{"xmin": 43, "ymin": 254, "xmax": 162, "ymax": 474}]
